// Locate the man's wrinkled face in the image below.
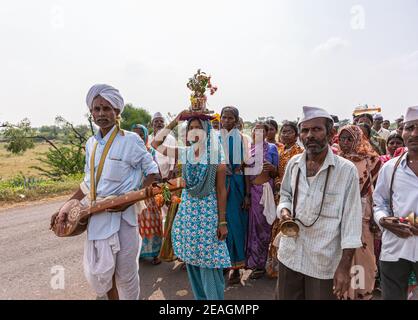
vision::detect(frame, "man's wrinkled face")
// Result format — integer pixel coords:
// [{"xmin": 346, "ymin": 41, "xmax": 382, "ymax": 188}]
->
[
  {"xmin": 299, "ymin": 118, "xmax": 330, "ymax": 155},
  {"xmin": 402, "ymin": 120, "xmax": 418, "ymax": 152},
  {"xmin": 91, "ymin": 96, "xmax": 119, "ymax": 130},
  {"xmin": 152, "ymin": 117, "xmax": 165, "ymax": 133}
]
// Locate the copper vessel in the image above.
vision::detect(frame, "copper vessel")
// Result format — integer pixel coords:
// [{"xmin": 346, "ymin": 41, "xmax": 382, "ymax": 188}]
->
[{"xmin": 280, "ymin": 219, "xmax": 300, "ymax": 238}]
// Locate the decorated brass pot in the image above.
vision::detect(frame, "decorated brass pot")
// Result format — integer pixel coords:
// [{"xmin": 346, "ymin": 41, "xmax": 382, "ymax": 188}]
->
[{"xmin": 279, "ymin": 219, "xmax": 300, "ymax": 238}]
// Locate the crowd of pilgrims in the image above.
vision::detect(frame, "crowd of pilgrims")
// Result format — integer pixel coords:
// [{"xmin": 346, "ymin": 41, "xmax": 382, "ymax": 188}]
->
[{"xmin": 130, "ymin": 105, "xmax": 415, "ymax": 300}]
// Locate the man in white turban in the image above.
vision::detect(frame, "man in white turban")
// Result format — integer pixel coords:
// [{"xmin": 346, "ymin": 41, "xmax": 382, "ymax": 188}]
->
[
  {"xmin": 55, "ymin": 84, "xmax": 159, "ymax": 300},
  {"xmin": 276, "ymin": 106, "xmax": 362, "ymax": 300},
  {"xmin": 374, "ymin": 106, "xmax": 418, "ymax": 300},
  {"xmin": 86, "ymin": 84, "xmax": 125, "ymax": 113}
]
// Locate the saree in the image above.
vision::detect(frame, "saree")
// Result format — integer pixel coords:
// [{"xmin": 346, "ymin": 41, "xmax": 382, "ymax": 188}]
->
[
  {"xmin": 266, "ymin": 143, "xmax": 303, "ymax": 278},
  {"xmin": 159, "ymin": 163, "xmax": 182, "ymax": 262},
  {"xmin": 339, "ymin": 125, "xmax": 382, "ymax": 300},
  {"xmin": 246, "ymin": 141, "xmax": 279, "ymax": 270},
  {"xmin": 138, "ymin": 199, "xmax": 163, "ymax": 258},
  {"xmin": 222, "ymin": 129, "xmax": 248, "ymax": 269}
]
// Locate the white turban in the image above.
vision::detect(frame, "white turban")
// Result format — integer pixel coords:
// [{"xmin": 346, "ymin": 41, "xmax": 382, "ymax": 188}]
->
[
  {"xmin": 404, "ymin": 106, "xmax": 418, "ymax": 124},
  {"xmin": 86, "ymin": 84, "xmax": 125, "ymax": 113},
  {"xmin": 298, "ymin": 106, "xmax": 333, "ymax": 126}
]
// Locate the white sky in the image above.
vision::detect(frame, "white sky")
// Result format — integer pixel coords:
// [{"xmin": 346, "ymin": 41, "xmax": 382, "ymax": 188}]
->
[{"xmin": 0, "ymin": 0, "xmax": 417, "ymax": 127}]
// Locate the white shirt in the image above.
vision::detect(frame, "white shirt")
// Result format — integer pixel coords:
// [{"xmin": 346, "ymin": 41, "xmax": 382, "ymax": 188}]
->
[
  {"xmin": 150, "ymin": 133, "xmax": 177, "ymax": 179},
  {"xmin": 378, "ymin": 127, "xmax": 391, "ymax": 141},
  {"xmin": 373, "ymin": 154, "xmax": 418, "ymax": 263},
  {"xmin": 277, "ymin": 147, "xmax": 363, "ymax": 279},
  {"xmin": 84, "ymin": 126, "xmax": 159, "ymax": 240}
]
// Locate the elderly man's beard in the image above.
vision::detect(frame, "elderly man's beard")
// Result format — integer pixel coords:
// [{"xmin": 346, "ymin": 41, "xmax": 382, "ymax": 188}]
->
[
  {"xmin": 303, "ymin": 138, "xmax": 329, "ymax": 155},
  {"xmin": 94, "ymin": 117, "xmax": 113, "ymax": 128}
]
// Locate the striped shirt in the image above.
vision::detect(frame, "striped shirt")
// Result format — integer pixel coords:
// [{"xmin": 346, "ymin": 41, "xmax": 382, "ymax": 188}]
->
[
  {"xmin": 373, "ymin": 154, "xmax": 418, "ymax": 263},
  {"xmin": 277, "ymin": 147, "xmax": 363, "ymax": 279}
]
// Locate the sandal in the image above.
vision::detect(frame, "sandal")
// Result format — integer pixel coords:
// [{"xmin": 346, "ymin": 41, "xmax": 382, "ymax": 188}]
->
[
  {"xmin": 151, "ymin": 257, "xmax": 162, "ymax": 265},
  {"xmin": 249, "ymin": 268, "xmax": 265, "ymax": 280}
]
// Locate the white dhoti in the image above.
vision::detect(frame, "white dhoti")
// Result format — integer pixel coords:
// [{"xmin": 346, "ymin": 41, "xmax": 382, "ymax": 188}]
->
[{"xmin": 83, "ymin": 219, "xmax": 142, "ymax": 300}]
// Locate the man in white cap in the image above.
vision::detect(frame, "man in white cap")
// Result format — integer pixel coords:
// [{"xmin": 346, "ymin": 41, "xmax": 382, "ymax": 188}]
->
[
  {"xmin": 373, "ymin": 106, "xmax": 418, "ymax": 300},
  {"xmin": 373, "ymin": 113, "xmax": 391, "ymax": 141},
  {"xmin": 55, "ymin": 84, "xmax": 159, "ymax": 300},
  {"xmin": 276, "ymin": 106, "xmax": 362, "ymax": 300}
]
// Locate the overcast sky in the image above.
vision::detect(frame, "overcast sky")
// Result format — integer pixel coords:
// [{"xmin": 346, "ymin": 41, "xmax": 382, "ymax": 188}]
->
[{"xmin": 1, "ymin": 0, "xmax": 417, "ymax": 127}]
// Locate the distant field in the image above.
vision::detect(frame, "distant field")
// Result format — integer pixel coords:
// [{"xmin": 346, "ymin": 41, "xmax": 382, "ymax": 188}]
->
[{"xmin": 0, "ymin": 142, "xmax": 52, "ymax": 180}]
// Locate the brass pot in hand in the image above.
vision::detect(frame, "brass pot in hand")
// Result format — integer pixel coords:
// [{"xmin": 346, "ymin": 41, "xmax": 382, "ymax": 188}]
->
[
  {"xmin": 401, "ymin": 212, "xmax": 418, "ymax": 226},
  {"xmin": 279, "ymin": 219, "xmax": 300, "ymax": 238}
]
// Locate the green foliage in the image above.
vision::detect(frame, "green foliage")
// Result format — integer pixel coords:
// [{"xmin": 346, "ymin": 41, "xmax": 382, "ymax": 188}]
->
[
  {"xmin": 120, "ymin": 104, "xmax": 151, "ymax": 131},
  {"xmin": 31, "ymin": 145, "xmax": 85, "ymax": 180},
  {"xmin": 0, "ymin": 173, "xmax": 82, "ymax": 203},
  {"xmin": 38, "ymin": 125, "xmax": 60, "ymax": 140},
  {"xmin": 27, "ymin": 116, "xmax": 92, "ymax": 180},
  {"xmin": 2, "ymin": 118, "xmax": 35, "ymax": 154}
]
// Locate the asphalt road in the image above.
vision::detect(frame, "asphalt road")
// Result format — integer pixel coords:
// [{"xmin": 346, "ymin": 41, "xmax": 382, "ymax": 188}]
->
[{"xmin": 0, "ymin": 199, "xmax": 276, "ymax": 300}]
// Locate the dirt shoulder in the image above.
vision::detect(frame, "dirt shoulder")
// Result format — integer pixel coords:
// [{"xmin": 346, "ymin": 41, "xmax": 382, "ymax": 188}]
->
[{"xmin": 0, "ymin": 192, "xmax": 74, "ymax": 212}]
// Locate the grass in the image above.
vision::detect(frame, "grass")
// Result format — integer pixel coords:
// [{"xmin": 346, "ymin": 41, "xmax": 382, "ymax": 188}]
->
[
  {"xmin": 0, "ymin": 174, "xmax": 82, "ymax": 204},
  {"xmin": 0, "ymin": 143, "xmax": 82, "ymax": 204},
  {"xmin": 0, "ymin": 142, "xmax": 52, "ymax": 180}
]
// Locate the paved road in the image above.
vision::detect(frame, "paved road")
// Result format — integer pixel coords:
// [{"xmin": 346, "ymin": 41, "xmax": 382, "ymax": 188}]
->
[{"xmin": 0, "ymin": 199, "xmax": 276, "ymax": 300}]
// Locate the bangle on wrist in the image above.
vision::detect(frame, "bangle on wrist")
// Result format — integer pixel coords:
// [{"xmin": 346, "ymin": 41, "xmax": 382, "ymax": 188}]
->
[{"xmin": 218, "ymin": 221, "xmax": 227, "ymax": 226}]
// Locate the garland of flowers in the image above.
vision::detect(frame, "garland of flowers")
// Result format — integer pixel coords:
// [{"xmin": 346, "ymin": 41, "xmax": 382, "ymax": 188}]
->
[{"xmin": 154, "ymin": 183, "xmax": 182, "ymax": 207}]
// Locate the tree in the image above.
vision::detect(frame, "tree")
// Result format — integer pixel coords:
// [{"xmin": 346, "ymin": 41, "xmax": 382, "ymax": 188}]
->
[
  {"xmin": 120, "ymin": 104, "xmax": 151, "ymax": 131},
  {"xmin": 30, "ymin": 116, "xmax": 92, "ymax": 180},
  {"xmin": 2, "ymin": 118, "xmax": 35, "ymax": 154}
]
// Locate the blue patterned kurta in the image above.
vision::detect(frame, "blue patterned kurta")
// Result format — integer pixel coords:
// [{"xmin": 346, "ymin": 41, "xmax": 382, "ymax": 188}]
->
[{"xmin": 172, "ymin": 160, "xmax": 231, "ymax": 269}]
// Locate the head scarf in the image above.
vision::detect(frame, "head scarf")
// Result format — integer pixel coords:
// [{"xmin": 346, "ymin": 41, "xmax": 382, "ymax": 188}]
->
[
  {"xmin": 338, "ymin": 125, "xmax": 378, "ymax": 161},
  {"xmin": 131, "ymin": 124, "xmax": 148, "ymax": 144},
  {"xmin": 182, "ymin": 118, "xmax": 221, "ymax": 199},
  {"xmin": 338, "ymin": 125, "xmax": 382, "ymax": 197},
  {"xmin": 221, "ymin": 106, "xmax": 240, "ymax": 122}
]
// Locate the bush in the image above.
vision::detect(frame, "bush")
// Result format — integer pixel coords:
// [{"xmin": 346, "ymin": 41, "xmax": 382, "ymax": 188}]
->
[{"xmin": 31, "ymin": 145, "xmax": 85, "ymax": 180}]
